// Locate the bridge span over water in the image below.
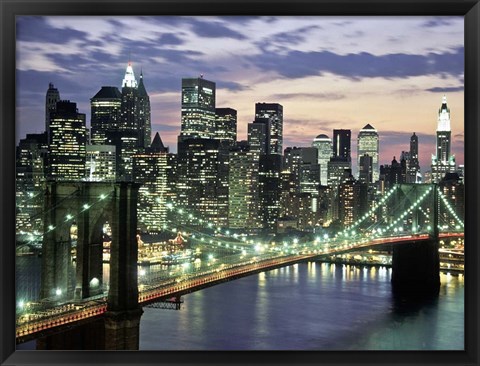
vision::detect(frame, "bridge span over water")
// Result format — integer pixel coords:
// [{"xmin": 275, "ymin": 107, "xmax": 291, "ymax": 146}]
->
[
  {"xmin": 15, "ymin": 182, "xmax": 464, "ymax": 349},
  {"xmin": 16, "ymin": 232, "xmax": 463, "ymax": 345}
]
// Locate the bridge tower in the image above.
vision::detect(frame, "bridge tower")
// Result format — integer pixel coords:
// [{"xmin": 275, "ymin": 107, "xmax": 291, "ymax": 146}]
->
[
  {"xmin": 39, "ymin": 181, "xmax": 142, "ymax": 350},
  {"xmin": 390, "ymin": 183, "xmax": 440, "ymax": 294}
]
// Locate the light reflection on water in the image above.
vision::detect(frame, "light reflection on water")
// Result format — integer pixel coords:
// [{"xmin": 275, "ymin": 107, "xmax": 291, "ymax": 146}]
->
[
  {"xmin": 139, "ymin": 262, "xmax": 464, "ymax": 351},
  {"xmin": 15, "ymin": 257, "xmax": 464, "ymax": 351}
]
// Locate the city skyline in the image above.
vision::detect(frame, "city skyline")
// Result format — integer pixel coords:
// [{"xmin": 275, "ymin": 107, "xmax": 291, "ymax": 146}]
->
[{"xmin": 16, "ymin": 16, "xmax": 464, "ymax": 171}]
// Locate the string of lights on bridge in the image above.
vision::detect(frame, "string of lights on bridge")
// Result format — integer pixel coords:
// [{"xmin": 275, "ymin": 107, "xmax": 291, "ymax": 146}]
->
[{"xmin": 18, "ymin": 185, "xmax": 464, "ymax": 253}]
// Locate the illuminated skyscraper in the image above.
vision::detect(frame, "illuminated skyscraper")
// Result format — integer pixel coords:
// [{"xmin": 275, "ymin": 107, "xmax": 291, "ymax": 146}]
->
[
  {"xmin": 312, "ymin": 134, "xmax": 332, "ymax": 186},
  {"xmin": 90, "ymin": 86, "xmax": 122, "ymax": 145},
  {"xmin": 228, "ymin": 142, "xmax": 261, "ymax": 229},
  {"xmin": 137, "ymin": 71, "xmax": 151, "ymax": 149},
  {"xmin": 179, "ymin": 77, "xmax": 216, "ymax": 141},
  {"xmin": 407, "ymin": 132, "xmax": 421, "ymax": 183},
  {"xmin": 431, "ymin": 96, "xmax": 456, "ymax": 182},
  {"xmin": 45, "ymin": 83, "xmax": 60, "ymax": 137},
  {"xmin": 333, "ymin": 129, "xmax": 351, "ymax": 162},
  {"xmin": 177, "ymin": 138, "xmax": 229, "ymax": 226},
  {"xmin": 133, "ymin": 132, "xmax": 176, "ymax": 232},
  {"xmin": 357, "ymin": 124, "xmax": 379, "ymax": 182},
  {"xmin": 247, "ymin": 121, "xmax": 269, "ymax": 155},
  {"xmin": 177, "ymin": 77, "xmax": 229, "ymax": 226},
  {"xmin": 115, "ymin": 63, "xmax": 152, "ymax": 181},
  {"xmin": 85, "ymin": 145, "xmax": 116, "ymax": 182},
  {"xmin": 255, "ymin": 103, "xmax": 283, "ymax": 155},
  {"xmin": 16, "ymin": 133, "xmax": 48, "ymax": 233},
  {"xmin": 283, "ymin": 146, "xmax": 319, "ymax": 193},
  {"xmin": 48, "ymin": 100, "xmax": 87, "ymax": 181},
  {"xmin": 338, "ymin": 172, "xmax": 368, "ymax": 229},
  {"xmin": 215, "ymin": 108, "xmax": 237, "ymax": 144}
]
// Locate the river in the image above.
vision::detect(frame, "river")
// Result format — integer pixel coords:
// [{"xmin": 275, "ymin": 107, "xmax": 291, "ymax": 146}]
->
[
  {"xmin": 16, "ymin": 257, "xmax": 464, "ymax": 350},
  {"xmin": 139, "ymin": 262, "xmax": 464, "ymax": 350}
]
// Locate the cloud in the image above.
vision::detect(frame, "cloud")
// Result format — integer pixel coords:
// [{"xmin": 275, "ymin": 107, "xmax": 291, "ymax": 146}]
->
[
  {"xmin": 266, "ymin": 25, "xmax": 323, "ymax": 46},
  {"xmin": 186, "ymin": 19, "xmax": 247, "ymax": 40},
  {"xmin": 158, "ymin": 33, "xmax": 184, "ymax": 45},
  {"xmin": 426, "ymin": 86, "xmax": 463, "ymax": 93},
  {"xmin": 17, "ymin": 17, "xmax": 88, "ymax": 44},
  {"xmin": 216, "ymin": 81, "xmax": 250, "ymax": 92},
  {"xmin": 269, "ymin": 92, "xmax": 345, "ymax": 101},
  {"xmin": 421, "ymin": 17, "xmax": 454, "ymax": 28},
  {"xmin": 249, "ymin": 47, "xmax": 464, "ymax": 80}
]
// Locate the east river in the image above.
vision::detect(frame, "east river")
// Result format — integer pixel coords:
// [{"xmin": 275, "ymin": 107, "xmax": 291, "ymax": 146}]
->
[
  {"xmin": 16, "ymin": 257, "xmax": 464, "ymax": 350},
  {"xmin": 139, "ymin": 262, "xmax": 463, "ymax": 350}
]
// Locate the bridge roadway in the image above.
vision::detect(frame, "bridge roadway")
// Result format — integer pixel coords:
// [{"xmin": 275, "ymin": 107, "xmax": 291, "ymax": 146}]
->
[{"xmin": 16, "ymin": 232, "xmax": 463, "ymax": 343}]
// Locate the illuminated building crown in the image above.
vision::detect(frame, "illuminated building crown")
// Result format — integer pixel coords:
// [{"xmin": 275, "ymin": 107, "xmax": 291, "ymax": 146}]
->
[
  {"xmin": 122, "ymin": 62, "xmax": 137, "ymax": 88},
  {"xmin": 437, "ymin": 95, "xmax": 451, "ymax": 132}
]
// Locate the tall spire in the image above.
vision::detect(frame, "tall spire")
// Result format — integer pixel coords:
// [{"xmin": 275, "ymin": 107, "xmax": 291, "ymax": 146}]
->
[
  {"xmin": 437, "ymin": 95, "xmax": 451, "ymax": 132},
  {"xmin": 137, "ymin": 69, "xmax": 147, "ymax": 96},
  {"xmin": 122, "ymin": 62, "xmax": 137, "ymax": 88}
]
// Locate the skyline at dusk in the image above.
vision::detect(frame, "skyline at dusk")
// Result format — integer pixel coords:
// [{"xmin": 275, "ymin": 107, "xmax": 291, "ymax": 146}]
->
[{"xmin": 16, "ymin": 15, "xmax": 464, "ymax": 172}]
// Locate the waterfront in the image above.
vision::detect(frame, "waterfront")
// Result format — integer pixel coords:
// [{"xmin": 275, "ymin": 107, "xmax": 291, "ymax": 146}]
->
[{"xmin": 16, "ymin": 256, "xmax": 464, "ymax": 350}]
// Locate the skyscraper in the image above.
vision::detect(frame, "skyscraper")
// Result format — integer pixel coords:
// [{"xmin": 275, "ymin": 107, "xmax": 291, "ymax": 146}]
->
[
  {"xmin": 215, "ymin": 108, "xmax": 237, "ymax": 144},
  {"xmin": 177, "ymin": 77, "xmax": 229, "ymax": 226},
  {"xmin": 247, "ymin": 121, "xmax": 269, "ymax": 155},
  {"xmin": 255, "ymin": 103, "xmax": 283, "ymax": 155},
  {"xmin": 90, "ymin": 86, "xmax": 122, "ymax": 145},
  {"xmin": 133, "ymin": 132, "xmax": 176, "ymax": 232},
  {"xmin": 312, "ymin": 134, "xmax": 332, "ymax": 186},
  {"xmin": 85, "ymin": 145, "xmax": 116, "ymax": 182},
  {"xmin": 283, "ymin": 146, "xmax": 319, "ymax": 193},
  {"xmin": 333, "ymin": 129, "xmax": 351, "ymax": 162},
  {"xmin": 179, "ymin": 77, "xmax": 216, "ymax": 141},
  {"xmin": 115, "ymin": 62, "xmax": 152, "ymax": 181},
  {"xmin": 431, "ymin": 96, "xmax": 456, "ymax": 182},
  {"xmin": 357, "ymin": 124, "xmax": 379, "ymax": 182},
  {"xmin": 177, "ymin": 138, "xmax": 229, "ymax": 226},
  {"xmin": 407, "ymin": 132, "xmax": 420, "ymax": 183},
  {"xmin": 45, "ymin": 83, "xmax": 60, "ymax": 138},
  {"xmin": 48, "ymin": 100, "xmax": 87, "ymax": 181},
  {"xmin": 137, "ymin": 71, "xmax": 152, "ymax": 149},
  {"xmin": 228, "ymin": 142, "xmax": 261, "ymax": 229},
  {"xmin": 16, "ymin": 133, "xmax": 48, "ymax": 233}
]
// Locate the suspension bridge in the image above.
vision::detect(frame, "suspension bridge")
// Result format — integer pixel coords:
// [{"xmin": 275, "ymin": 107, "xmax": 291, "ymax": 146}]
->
[{"xmin": 15, "ymin": 182, "xmax": 464, "ymax": 348}]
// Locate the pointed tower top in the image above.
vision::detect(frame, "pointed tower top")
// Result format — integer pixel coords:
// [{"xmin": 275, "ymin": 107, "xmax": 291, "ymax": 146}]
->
[
  {"xmin": 150, "ymin": 132, "xmax": 168, "ymax": 153},
  {"xmin": 437, "ymin": 94, "xmax": 451, "ymax": 132},
  {"xmin": 122, "ymin": 62, "xmax": 137, "ymax": 88},
  {"xmin": 137, "ymin": 70, "xmax": 148, "ymax": 96}
]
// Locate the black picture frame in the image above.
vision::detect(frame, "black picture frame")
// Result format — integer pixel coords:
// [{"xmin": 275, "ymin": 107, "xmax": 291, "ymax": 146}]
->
[{"xmin": 1, "ymin": 1, "xmax": 479, "ymax": 365}]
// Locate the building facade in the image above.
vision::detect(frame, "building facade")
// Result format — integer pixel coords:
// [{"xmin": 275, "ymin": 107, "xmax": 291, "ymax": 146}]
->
[
  {"xmin": 215, "ymin": 108, "xmax": 237, "ymax": 145},
  {"xmin": 180, "ymin": 77, "xmax": 216, "ymax": 141},
  {"xmin": 90, "ymin": 86, "xmax": 122, "ymax": 145},
  {"xmin": 48, "ymin": 100, "xmax": 87, "ymax": 181},
  {"xmin": 431, "ymin": 96, "xmax": 456, "ymax": 182},
  {"xmin": 312, "ymin": 134, "xmax": 332, "ymax": 186},
  {"xmin": 357, "ymin": 124, "xmax": 379, "ymax": 182}
]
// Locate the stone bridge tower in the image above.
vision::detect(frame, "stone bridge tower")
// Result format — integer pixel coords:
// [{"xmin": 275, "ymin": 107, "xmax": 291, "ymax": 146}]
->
[{"xmin": 40, "ymin": 181, "xmax": 142, "ymax": 349}]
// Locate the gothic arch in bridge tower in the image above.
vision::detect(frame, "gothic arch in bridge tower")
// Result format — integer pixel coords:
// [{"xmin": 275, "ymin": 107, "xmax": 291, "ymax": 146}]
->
[{"xmin": 41, "ymin": 181, "xmax": 141, "ymax": 308}]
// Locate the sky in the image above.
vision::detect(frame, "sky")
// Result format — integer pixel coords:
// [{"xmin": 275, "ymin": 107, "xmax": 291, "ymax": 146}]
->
[{"xmin": 16, "ymin": 16, "xmax": 464, "ymax": 173}]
